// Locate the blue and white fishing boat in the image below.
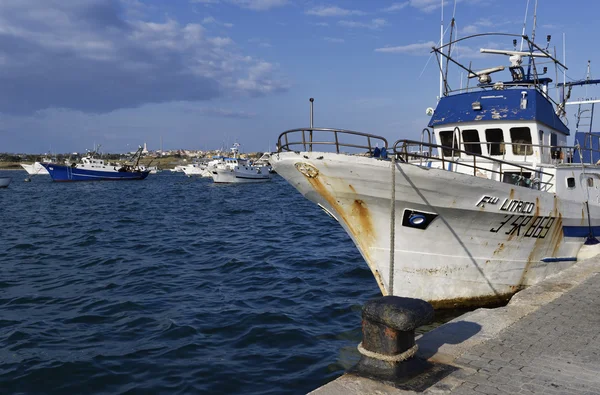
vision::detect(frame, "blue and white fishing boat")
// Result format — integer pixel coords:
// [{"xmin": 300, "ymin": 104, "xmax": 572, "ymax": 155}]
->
[
  {"xmin": 42, "ymin": 146, "xmax": 150, "ymax": 182},
  {"xmin": 270, "ymin": 31, "xmax": 600, "ymax": 308}
]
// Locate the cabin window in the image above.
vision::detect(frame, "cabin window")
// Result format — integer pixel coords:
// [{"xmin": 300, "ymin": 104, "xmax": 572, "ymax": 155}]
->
[
  {"xmin": 539, "ymin": 130, "xmax": 544, "ymax": 154},
  {"xmin": 567, "ymin": 177, "xmax": 576, "ymax": 189},
  {"xmin": 510, "ymin": 127, "xmax": 533, "ymax": 155},
  {"xmin": 485, "ymin": 128, "xmax": 505, "ymax": 155},
  {"xmin": 588, "ymin": 177, "xmax": 594, "ymax": 187},
  {"xmin": 439, "ymin": 130, "xmax": 459, "ymax": 156},
  {"xmin": 462, "ymin": 129, "xmax": 482, "ymax": 155}
]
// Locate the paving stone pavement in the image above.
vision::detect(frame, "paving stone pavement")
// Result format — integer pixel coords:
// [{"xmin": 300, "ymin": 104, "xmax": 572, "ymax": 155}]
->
[{"xmin": 434, "ymin": 274, "xmax": 600, "ymax": 395}]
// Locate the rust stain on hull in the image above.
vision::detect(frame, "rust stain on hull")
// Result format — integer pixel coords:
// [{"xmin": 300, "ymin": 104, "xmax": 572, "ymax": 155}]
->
[
  {"xmin": 493, "ymin": 243, "xmax": 505, "ymax": 255},
  {"xmin": 521, "ymin": 196, "xmax": 564, "ymax": 287},
  {"xmin": 550, "ymin": 213, "xmax": 564, "ymax": 258},
  {"xmin": 303, "ymin": 169, "xmax": 384, "ymax": 293},
  {"xmin": 429, "ymin": 292, "xmax": 515, "ymax": 310}
]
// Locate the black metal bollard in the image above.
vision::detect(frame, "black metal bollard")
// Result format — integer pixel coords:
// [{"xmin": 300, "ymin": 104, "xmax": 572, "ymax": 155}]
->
[{"xmin": 350, "ymin": 296, "xmax": 435, "ymax": 384}]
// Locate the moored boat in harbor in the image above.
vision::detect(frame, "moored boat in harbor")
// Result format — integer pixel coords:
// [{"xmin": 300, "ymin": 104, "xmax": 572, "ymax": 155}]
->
[
  {"xmin": 270, "ymin": 32, "xmax": 600, "ymax": 308},
  {"xmin": 20, "ymin": 160, "xmax": 51, "ymax": 175},
  {"xmin": 210, "ymin": 143, "xmax": 271, "ymax": 183},
  {"xmin": 41, "ymin": 146, "xmax": 150, "ymax": 182}
]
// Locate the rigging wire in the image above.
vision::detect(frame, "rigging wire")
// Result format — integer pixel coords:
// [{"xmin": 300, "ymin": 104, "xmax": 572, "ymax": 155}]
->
[{"xmin": 417, "ymin": 23, "xmax": 453, "ymax": 80}]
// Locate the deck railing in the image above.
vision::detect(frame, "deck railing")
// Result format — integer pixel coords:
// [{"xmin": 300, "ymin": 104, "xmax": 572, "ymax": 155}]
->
[
  {"xmin": 392, "ymin": 139, "xmax": 557, "ymax": 190},
  {"xmin": 276, "ymin": 128, "xmax": 388, "ymax": 155},
  {"xmin": 276, "ymin": 126, "xmax": 600, "ymax": 191}
]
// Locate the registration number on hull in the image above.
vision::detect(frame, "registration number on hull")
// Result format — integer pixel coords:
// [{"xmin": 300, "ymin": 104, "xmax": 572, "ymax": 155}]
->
[{"xmin": 490, "ymin": 214, "xmax": 555, "ymax": 239}]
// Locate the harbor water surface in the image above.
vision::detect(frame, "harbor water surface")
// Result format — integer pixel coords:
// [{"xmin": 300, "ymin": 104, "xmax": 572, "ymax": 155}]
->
[{"xmin": 0, "ymin": 170, "xmax": 463, "ymax": 394}]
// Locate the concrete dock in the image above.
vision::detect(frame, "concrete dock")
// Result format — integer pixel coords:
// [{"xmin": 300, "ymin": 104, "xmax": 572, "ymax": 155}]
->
[{"xmin": 310, "ymin": 254, "xmax": 600, "ymax": 394}]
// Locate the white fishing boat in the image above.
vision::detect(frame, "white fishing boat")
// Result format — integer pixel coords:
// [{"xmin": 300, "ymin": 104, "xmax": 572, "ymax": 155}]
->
[
  {"xmin": 0, "ymin": 177, "xmax": 11, "ymax": 188},
  {"xmin": 210, "ymin": 143, "xmax": 271, "ymax": 183},
  {"xmin": 270, "ymin": 32, "xmax": 600, "ymax": 308}
]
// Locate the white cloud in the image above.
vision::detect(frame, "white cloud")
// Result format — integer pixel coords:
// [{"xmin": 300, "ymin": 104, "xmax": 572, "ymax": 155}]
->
[
  {"xmin": 381, "ymin": 2, "xmax": 409, "ymax": 12},
  {"xmin": 462, "ymin": 24, "xmax": 478, "ymax": 35},
  {"xmin": 191, "ymin": 0, "xmax": 288, "ymax": 10},
  {"xmin": 235, "ymin": 61, "xmax": 290, "ymax": 95},
  {"xmin": 197, "ymin": 107, "xmax": 256, "ymax": 118},
  {"xmin": 375, "ymin": 40, "xmax": 436, "ymax": 55},
  {"xmin": 201, "ymin": 16, "xmax": 234, "ymax": 28},
  {"xmin": 232, "ymin": 0, "xmax": 288, "ymax": 11},
  {"xmin": 0, "ymin": 0, "xmax": 288, "ymax": 115},
  {"xmin": 460, "ymin": 17, "xmax": 494, "ymax": 35},
  {"xmin": 306, "ymin": 6, "xmax": 365, "ymax": 17},
  {"xmin": 324, "ymin": 37, "xmax": 344, "ymax": 43},
  {"xmin": 408, "ymin": 0, "xmax": 445, "ymax": 13},
  {"xmin": 339, "ymin": 19, "xmax": 387, "ymax": 30},
  {"xmin": 248, "ymin": 38, "xmax": 272, "ymax": 47},
  {"xmin": 207, "ymin": 36, "xmax": 234, "ymax": 46},
  {"xmin": 406, "ymin": 0, "xmax": 489, "ymax": 13}
]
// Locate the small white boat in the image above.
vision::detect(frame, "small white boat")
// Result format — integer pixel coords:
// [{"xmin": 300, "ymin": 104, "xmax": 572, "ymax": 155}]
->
[
  {"xmin": 181, "ymin": 162, "xmax": 212, "ymax": 177},
  {"xmin": 20, "ymin": 158, "xmax": 51, "ymax": 175},
  {"xmin": 252, "ymin": 152, "xmax": 274, "ymax": 173},
  {"xmin": 209, "ymin": 143, "xmax": 271, "ymax": 183},
  {"xmin": 0, "ymin": 177, "xmax": 11, "ymax": 188},
  {"xmin": 138, "ymin": 165, "xmax": 159, "ymax": 174}
]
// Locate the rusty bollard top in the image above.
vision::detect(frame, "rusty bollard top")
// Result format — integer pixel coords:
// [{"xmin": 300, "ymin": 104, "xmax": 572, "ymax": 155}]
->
[{"xmin": 362, "ymin": 296, "xmax": 434, "ymax": 331}]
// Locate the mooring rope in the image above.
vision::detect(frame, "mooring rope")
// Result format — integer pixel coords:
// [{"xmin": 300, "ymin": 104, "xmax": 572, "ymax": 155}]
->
[{"xmin": 357, "ymin": 342, "xmax": 418, "ymax": 362}]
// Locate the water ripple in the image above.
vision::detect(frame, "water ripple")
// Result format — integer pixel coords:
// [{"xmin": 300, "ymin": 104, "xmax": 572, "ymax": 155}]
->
[{"xmin": 0, "ymin": 170, "xmax": 379, "ymax": 394}]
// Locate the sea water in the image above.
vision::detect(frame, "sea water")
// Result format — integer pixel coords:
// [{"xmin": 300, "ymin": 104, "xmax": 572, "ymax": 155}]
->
[{"xmin": 0, "ymin": 170, "xmax": 467, "ymax": 394}]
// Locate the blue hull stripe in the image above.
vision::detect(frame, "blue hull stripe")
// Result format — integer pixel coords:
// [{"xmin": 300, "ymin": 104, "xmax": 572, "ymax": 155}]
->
[
  {"xmin": 562, "ymin": 225, "xmax": 600, "ymax": 238},
  {"xmin": 42, "ymin": 164, "xmax": 149, "ymax": 181}
]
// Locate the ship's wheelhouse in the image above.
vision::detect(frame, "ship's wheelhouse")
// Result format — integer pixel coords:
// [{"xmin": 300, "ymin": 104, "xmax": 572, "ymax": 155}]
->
[{"xmin": 429, "ymin": 88, "xmax": 569, "ymax": 164}]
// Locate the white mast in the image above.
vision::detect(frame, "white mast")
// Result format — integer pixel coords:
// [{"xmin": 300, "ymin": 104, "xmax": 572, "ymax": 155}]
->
[
  {"xmin": 439, "ymin": 0, "xmax": 444, "ymax": 99},
  {"xmin": 563, "ymin": 33, "xmax": 566, "ymax": 89},
  {"xmin": 519, "ymin": 0, "xmax": 530, "ymax": 51}
]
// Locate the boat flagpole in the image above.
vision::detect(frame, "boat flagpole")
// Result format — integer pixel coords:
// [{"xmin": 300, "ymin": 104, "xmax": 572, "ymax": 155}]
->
[
  {"xmin": 563, "ymin": 33, "xmax": 566, "ymax": 89},
  {"xmin": 439, "ymin": 0, "xmax": 444, "ymax": 99},
  {"xmin": 520, "ymin": 0, "xmax": 530, "ymax": 51}
]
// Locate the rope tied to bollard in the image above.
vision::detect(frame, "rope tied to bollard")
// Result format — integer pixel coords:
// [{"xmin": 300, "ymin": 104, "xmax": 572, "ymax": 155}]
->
[{"xmin": 357, "ymin": 342, "xmax": 418, "ymax": 363}]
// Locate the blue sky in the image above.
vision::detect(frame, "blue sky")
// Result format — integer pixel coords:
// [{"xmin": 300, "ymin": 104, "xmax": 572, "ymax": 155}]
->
[{"xmin": 1, "ymin": 0, "xmax": 599, "ymax": 154}]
